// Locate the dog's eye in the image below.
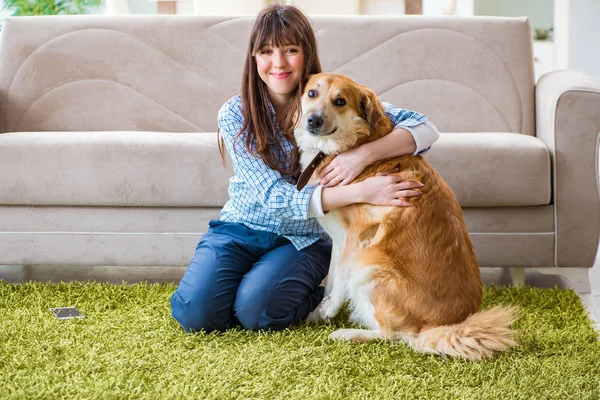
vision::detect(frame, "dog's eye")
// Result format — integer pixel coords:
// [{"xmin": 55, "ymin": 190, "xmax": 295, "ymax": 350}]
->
[
  {"xmin": 334, "ymin": 98, "xmax": 346, "ymax": 107},
  {"xmin": 307, "ymin": 90, "xmax": 318, "ymax": 98}
]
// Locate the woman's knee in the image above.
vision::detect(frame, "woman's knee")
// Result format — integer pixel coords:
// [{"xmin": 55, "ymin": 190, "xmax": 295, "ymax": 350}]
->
[
  {"xmin": 235, "ymin": 302, "xmax": 288, "ymax": 331},
  {"xmin": 170, "ymin": 289, "xmax": 233, "ymax": 333},
  {"xmin": 171, "ymin": 228, "xmax": 253, "ymax": 333},
  {"xmin": 170, "ymin": 268, "xmax": 224, "ymax": 332},
  {"xmin": 234, "ymin": 287, "xmax": 296, "ymax": 331}
]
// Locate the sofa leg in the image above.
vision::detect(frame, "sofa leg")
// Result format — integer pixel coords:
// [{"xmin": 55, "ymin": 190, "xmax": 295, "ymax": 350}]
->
[{"xmin": 511, "ymin": 267, "xmax": 525, "ymax": 286}]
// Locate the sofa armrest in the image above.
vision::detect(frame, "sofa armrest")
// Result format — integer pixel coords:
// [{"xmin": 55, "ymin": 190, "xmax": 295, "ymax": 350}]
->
[{"xmin": 536, "ymin": 70, "xmax": 600, "ymax": 267}]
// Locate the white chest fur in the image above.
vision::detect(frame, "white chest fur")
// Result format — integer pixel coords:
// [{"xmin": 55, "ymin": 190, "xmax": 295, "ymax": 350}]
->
[
  {"xmin": 318, "ymin": 210, "xmax": 379, "ymax": 329},
  {"xmin": 317, "ymin": 210, "xmax": 346, "ymax": 295}
]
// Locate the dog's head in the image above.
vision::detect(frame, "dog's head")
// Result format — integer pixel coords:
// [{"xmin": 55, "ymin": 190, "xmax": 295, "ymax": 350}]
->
[{"xmin": 295, "ymin": 73, "xmax": 388, "ymax": 155}]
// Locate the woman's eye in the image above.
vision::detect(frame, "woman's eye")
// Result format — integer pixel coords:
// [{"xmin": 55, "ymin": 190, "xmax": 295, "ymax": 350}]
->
[
  {"xmin": 308, "ymin": 90, "xmax": 318, "ymax": 98},
  {"xmin": 334, "ymin": 98, "xmax": 346, "ymax": 106},
  {"xmin": 260, "ymin": 49, "xmax": 271, "ymax": 55},
  {"xmin": 286, "ymin": 48, "xmax": 298, "ymax": 53}
]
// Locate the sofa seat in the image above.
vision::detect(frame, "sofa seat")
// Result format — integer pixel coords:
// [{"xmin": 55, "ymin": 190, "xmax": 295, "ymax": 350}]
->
[
  {"xmin": 0, "ymin": 131, "xmax": 232, "ymax": 207},
  {"xmin": 0, "ymin": 131, "xmax": 550, "ymax": 208},
  {"xmin": 427, "ymin": 132, "xmax": 551, "ymax": 206}
]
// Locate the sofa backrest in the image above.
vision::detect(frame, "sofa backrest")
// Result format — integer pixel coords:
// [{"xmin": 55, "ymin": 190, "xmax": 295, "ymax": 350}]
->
[{"xmin": 0, "ymin": 15, "xmax": 535, "ymax": 135}]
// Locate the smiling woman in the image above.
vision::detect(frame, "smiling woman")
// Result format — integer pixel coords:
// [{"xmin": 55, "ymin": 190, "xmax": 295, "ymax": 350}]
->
[
  {"xmin": 169, "ymin": 3, "xmax": 439, "ymax": 336},
  {"xmin": 255, "ymin": 44, "xmax": 305, "ymax": 116}
]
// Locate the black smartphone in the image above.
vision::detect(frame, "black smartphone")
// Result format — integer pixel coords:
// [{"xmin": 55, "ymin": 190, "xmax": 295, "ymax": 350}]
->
[{"xmin": 50, "ymin": 307, "xmax": 85, "ymax": 319}]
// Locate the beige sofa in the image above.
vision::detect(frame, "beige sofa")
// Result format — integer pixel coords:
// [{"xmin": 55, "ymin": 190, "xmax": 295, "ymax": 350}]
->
[{"xmin": 1, "ymin": 15, "xmax": 599, "ymax": 283}]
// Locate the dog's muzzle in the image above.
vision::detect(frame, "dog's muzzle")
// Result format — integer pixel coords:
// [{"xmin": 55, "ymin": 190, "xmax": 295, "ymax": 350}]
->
[
  {"xmin": 303, "ymin": 113, "xmax": 337, "ymax": 136},
  {"xmin": 306, "ymin": 114, "xmax": 323, "ymax": 130}
]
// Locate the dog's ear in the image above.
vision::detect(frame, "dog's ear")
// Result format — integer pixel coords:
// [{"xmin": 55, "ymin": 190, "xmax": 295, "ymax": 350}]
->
[
  {"xmin": 303, "ymin": 74, "xmax": 316, "ymax": 90},
  {"xmin": 360, "ymin": 86, "xmax": 385, "ymax": 132}
]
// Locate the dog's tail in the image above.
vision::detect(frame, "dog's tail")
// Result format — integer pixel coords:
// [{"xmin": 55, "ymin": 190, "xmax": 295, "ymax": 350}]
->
[{"xmin": 406, "ymin": 306, "xmax": 517, "ymax": 361}]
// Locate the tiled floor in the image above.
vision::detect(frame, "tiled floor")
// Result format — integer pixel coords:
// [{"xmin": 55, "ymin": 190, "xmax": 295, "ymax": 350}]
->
[{"xmin": 1, "ymin": 262, "xmax": 599, "ymax": 332}]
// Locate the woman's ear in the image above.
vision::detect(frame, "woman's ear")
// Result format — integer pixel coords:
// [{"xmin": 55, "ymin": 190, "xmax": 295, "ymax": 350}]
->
[{"xmin": 360, "ymin": 86, "xmax": 385, "ymax": 132}]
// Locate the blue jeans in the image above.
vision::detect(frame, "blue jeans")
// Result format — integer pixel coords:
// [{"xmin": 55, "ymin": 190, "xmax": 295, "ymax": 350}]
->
[{"xmin": 170, "ymin": 220, "xmax": 331, "ymax": 332}]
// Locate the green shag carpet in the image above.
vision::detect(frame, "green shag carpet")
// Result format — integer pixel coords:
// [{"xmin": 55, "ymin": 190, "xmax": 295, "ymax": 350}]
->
[{"xmin": 1, "ymin": 281, "xmax": 599, "ymax": 399}]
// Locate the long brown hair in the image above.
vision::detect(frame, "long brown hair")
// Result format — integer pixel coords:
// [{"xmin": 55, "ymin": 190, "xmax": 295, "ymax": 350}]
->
[{"xmin": 218, "ymin": 3, "xmax": 322, "ymax": 176}]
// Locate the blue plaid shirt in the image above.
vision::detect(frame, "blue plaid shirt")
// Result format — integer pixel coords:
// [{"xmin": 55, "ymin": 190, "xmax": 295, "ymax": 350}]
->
[{"xmin": 218, "ymin": 94, "xmax": 429, "ymax": 250}]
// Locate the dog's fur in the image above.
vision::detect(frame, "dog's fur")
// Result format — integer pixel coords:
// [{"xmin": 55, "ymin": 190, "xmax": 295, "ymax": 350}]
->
[{"xmin": 295, "ymin": 73, "xmax": 516, "ymax": 361}]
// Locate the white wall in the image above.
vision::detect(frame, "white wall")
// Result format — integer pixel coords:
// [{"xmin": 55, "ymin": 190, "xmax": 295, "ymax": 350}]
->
[
  {"xmin": 190, "ymin": 0, "xmax": 360, "ymax": 16},
  {"xmin": 474, "ymin": 0, "xmax": 553, "ymax": 31},
  {"xmin": 362, "ymin": 0, "xmax": 404, "ymax": 15},
  {"xmin": 192, "ymin": 0, "xmax": 264, "ymax": 15},
  {"xmin": 291, "ymin": 0, "xmax": 360, "ymax": 15},
  {"xmin": 569, "ymin": 0, "xmax": 600, "ymax": 82},
  {"xmin": 423, "ymin": 0, "xmax": 473, "ymax": 16}
]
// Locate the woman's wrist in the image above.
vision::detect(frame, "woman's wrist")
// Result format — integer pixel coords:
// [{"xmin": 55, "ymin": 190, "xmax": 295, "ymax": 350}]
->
[
  {"xmin": 321, "ymin": 182, "xmax": 365, "ymax": 212},
  {"xmin": 359, "ymin": 128, "xmax": 417, "ymax": 164},
  {"xmin": 353, "ymin": 180, "xmax": 366, "ymax": 203},
  {"xmin": 356, "ymin": 142, "xmax": 376, "ymax": 167}
]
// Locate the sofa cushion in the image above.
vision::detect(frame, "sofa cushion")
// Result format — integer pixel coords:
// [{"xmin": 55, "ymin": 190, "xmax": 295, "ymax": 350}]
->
[
  {"xmin": 0, "ymin": 131, "xmax": 232, "ymax": 207},
  {"xmin": 426, "ymin": 132, "xmax": 551, "ymax": 206},
  {"xmin": 0, "ymin": 131, "xmax": 550, "ymax": 208}
]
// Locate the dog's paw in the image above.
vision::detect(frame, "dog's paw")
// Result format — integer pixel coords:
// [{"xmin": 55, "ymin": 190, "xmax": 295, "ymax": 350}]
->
[
  {"xmin": 306, "ymin": 305, "xmax": 326, "ymax": 324},
  {"xmin": 329, "ymin": 328, "xmax": 359, "ymax": 341},
  {"xmin": 320, "ymin": 296, "xmax": 341, "ymax": 320},
  {"xmin": 306, "ymin": 295, "xmax": 340, "ymax": 324},
  {"xmin": 329, "ymin": 328, "xmax": 382, "ymax": 342}
]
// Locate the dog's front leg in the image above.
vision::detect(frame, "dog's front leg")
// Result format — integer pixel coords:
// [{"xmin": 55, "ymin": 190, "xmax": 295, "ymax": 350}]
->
[
  {"xmin": 307, "ymin": 243, "xmax": 346, "ymax": 323},
  {"xmin": 324, "ymin": 240, "xmax": 341, "ymax": 297},
  {"xmin": 320, "ymin": 253, "xmax": 347, "ymax": 321}
]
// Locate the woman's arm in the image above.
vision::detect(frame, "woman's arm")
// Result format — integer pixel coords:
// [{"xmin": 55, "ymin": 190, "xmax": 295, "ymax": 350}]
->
[
  {"xmin": 381, "ymin": 102, "xmax": 440, "ymax": 156},
  {"xmin": 369, "ymin": 127, "xmax": 417, "ymax": 157},
  {"xmin": 320, "ymin": 175, "xmax": 423, "ymax": 211},
  {"xmin": 319, "ymin": 103, "xmax": 439, "ymax": 187}
]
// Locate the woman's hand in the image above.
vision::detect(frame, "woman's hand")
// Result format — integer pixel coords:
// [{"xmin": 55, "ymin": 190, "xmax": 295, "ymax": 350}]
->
[
  {"xmin": 319, "ymin": 127, "xmax": 422, "ymax": 187},
  {"xmin": 357, "ymin": 173, "xmax": 424, "ymax": 207},
  {"xmin": 319, "ymin": 147, "xmax": 370, "ymax": 187}
]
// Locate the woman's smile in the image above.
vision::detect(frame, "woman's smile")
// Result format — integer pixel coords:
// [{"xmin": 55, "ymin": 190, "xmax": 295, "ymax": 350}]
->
[
  {"xmin": 255, "ymin": 44, "xmax": 305, "ymax": 108},
  {"xmin": 271, "ymin": 72, "xmax": 292, "ymax": 79}
]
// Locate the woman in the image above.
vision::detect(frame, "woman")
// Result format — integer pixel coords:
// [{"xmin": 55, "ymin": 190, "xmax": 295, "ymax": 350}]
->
[{"xmin": 170, "ymin": 3, "xmax": 439, "ymax": 333}]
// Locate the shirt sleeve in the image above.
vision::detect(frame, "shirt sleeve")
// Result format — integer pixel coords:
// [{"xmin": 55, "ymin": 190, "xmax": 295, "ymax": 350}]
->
[
  {"xmin": 218, "ymin": 98, "xmax": 317, "ymax": 220},
  {"xmin": 308, "ymin": 185, "xmax": 325, "ymax": 218},
  {"xmin": 382, "ymin": 102, "xmax": 440, "ymax": 155}
]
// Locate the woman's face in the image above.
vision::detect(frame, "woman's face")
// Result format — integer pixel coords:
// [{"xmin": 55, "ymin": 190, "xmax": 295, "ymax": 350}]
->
[{"xmin": 255, "ymin": 43, "xmax": 305, "ymax": 107}]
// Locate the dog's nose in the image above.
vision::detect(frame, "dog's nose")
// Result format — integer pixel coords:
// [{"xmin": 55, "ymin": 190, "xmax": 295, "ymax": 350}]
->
[{"xmin": 307, "ymin": 114, "xmax": 323, "ymax": 130}]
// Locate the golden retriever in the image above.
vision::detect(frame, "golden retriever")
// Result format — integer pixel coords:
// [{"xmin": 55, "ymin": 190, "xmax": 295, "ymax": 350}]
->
[{"xmin": 294, "ymin": 73, "xmax": 516, "ymax": 361}]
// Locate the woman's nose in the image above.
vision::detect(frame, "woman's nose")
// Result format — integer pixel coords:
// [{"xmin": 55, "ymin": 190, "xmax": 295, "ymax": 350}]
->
[{"xmin": 273, "ymin": 49, "xmax": 287, "ymax": 68}]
